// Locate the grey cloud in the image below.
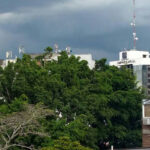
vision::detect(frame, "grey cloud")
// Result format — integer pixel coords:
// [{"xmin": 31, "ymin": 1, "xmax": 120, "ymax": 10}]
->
[
  {"xmin": 0, "ymin": 0, "xmax": 65, "ymax": 13},
  {"xmin": 0, "ymin": 0, "xmax": 150, "ymax": 60}
]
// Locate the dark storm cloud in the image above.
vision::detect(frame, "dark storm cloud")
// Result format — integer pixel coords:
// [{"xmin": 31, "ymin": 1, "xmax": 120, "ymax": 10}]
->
[
  {"xmin": 0, "ymin": 0, "xmax": 66, "ymax": 12},
  {"xmin": 0, "ymin": 0, "xmax": 150, "ymax": 60}
]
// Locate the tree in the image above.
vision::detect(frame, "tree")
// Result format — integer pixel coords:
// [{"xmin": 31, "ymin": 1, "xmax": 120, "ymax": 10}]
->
[
  {"xmin": 94, "ymin": 58, "xmax": 108, "ymax": 71},
  {"xmin": 0, "ymin": 62, "xmax": 15, "ymax": 103},
  {"xmin": 44, "ymin": 47, "xmax": 53, "ymax": 59},
  {"xmin": 0, "ymin": 104, "xmax": 53, "ymax": 150},
  {"xmin": 44, "ymin": 47, "xmax": 53, "ymax": 54},
  {"xmin": 41, "ymin": 136, "xmax": 93, "ymax": 150}
]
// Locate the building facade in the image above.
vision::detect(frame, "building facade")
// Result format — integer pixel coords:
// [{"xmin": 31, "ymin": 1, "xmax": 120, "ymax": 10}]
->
[
  {"xmin": 30, "ymin": 53, "xmax": 95, "ymax": 69},
  {"xmin": 0, "ymin": 58, "xmax": 16, "ymax": 69},
  {"xmin": 109, "ymin": 49, "xmax": 150, "ymax": 95},
  {"xmin": 0, "ymin": 53, "xmax": 95, "ymax": 70},
  {"xmin": 142, "ymin": 99, "xmax": 150, "ymax": 148}
]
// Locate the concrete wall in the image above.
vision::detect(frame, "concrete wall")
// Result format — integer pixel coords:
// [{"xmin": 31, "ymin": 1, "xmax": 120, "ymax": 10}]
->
[
  {"xmin": 143, "ymin": 103, "xmax": 150, "ymax": 148},
  {"xmin": 143, "ymin": 125, "xmax": 150, "ymax": 147}
]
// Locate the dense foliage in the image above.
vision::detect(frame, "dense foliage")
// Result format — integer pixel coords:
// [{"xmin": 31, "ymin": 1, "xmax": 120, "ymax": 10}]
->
[
  {"xmin": 0, "ymin": 49, "xmax": 143, "ymax": 149},
  {"xmin": 41, "ymin": 136, "xmax": 92, "ymax": 150}
]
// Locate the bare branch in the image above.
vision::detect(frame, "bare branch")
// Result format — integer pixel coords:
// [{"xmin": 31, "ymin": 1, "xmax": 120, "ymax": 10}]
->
[{"xmin": 0, "ymin": 104, "xmax": 53, "ymax": 150}]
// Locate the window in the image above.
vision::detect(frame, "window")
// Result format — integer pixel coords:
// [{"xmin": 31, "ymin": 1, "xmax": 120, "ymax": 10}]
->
[
  {"xmin": 148, "ymin": 85, "xmax": 150, "ymax": 89},
  {"xmin": 148, "ymin": 79, "xmax": 150, "ymax": 83},
  {"xmin": 122, "ymin": 52, "xmax": 127, "ymax": 59},
  {"xmin": 145, "ymin": 104, "xmax": 150, "ymax": 117},
  {"xmin": 143, "ymin": 55, "xmax": 147, "ymax": 58},
  {"xmin": 126, "ymin": 64, "xmax": 133, "ymax": 69},
  {"xmin": 148, "ymin": 74, "xmax": 150, "ymax": 78}
]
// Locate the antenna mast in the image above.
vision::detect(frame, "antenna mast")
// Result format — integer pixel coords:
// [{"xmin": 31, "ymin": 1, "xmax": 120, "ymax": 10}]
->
[
  {"xmin": 131, "ymin": 0, "xmax": 138, "ymax": 49},
  {"xmin": 54, "ymin": 44, "xmax": 59, "ymax": 53},
  {"xmin": 19, "ymin": 45, "xmax": 25, "ymax": 55}
]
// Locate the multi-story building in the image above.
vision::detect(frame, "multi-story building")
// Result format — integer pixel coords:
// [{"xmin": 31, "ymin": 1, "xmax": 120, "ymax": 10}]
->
[{"xmin": 109, "ymin": 49, "xmax": 150, "ymax": 95}]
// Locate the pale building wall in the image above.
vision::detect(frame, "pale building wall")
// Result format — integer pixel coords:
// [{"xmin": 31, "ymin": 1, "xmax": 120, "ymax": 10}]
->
[
  {"xmin": 119, "ymin": 50, "xmax": 149, "ymax": 60},
  {"xmin": 110, "ymin": 50, "xmax": 150, "ymax": 67},
  {"xmin": 74, "ymin": 54, "xmax": 95, "ymax": 69},
  {"xmin": 1, "ymin": 53, "xmax": 95, "ymax": 69},
  {"xmin": 45, "ymin": 53, "xmax": 95, "ymax": 69},
  {"xmin": 142, "ymin": 100, "xmax": 150, "ymax": 148},
  {"xmin": 2, "ymin": 59, "xmax": 16, "ymax": 69}
]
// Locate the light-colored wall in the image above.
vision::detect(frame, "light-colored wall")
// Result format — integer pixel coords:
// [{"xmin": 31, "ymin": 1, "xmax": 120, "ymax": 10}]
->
[
  {"xmin": 46, "ymin": 53, "xmax": 95, "ymax": 69},
  {"xmin": 119, "ymin": 50, "xmax": 149, "ymax": 60},
  {"xmin": 1, "ymin": 53, "xmax": 95, "ymax": 69},
  {"xmin": 2, "ymin": 59, "xmax": 16, "ymax": 69},
  {"xmin": 142, "ymin": 100, "xmax": 150, "ymax": 147},
  {"xmin": 74, "ymin": 54, "xmax": 95, "ymax": 69},
  {"xmin": 110, "ymin": 50, "xmax": 150, "ymax": 67}
]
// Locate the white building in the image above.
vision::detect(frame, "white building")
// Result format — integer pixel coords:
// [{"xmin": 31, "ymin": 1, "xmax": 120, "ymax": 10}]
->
[
  {"xmin": 1, "ymin": 58, "xmax": 16, "ymax": 69},
  {"xmin": 30, "ymin": 53, "xmax": 95, "ymax": 69},
  {"xmin": 0, "ymin": 51, "xmax": 95, "ymax": 69},
  {"xmin": 109, "ymin": 49, "xmax": 150, "ymax": 95},
  {"xmin": 73, "ymin": 54, "xmax": 95, "ymax": 69}
]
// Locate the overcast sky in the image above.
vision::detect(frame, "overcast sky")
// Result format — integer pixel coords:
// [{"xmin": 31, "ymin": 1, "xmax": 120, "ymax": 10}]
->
[{"xmin": 0, "ymin": 0, "xmax": 150, "ymax": 61}]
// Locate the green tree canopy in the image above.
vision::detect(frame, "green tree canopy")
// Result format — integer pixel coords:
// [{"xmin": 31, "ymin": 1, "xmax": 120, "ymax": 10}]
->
[
  {"xmin": 41, "ymin": 136, "xmax": 93, "ymax": 150},
  {"xmin": 0, "ymin": 50, "xmax": 144, "ymax": 149}
]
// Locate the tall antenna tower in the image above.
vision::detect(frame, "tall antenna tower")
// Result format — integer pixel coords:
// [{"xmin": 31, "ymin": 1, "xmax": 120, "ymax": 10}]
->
[
  {"xmin": 19, "ymin": 45, "xmax": 25, "ymax": 55},
  {"xmin": 131, "ymin": 0, "xmax": 138, "ymax": 49},
  {"xmin": 6, "ymin": 51, "xmax": 12, "ymax": 59},
  {"xmin": 54, "ymin": 44, "xmax": 59, "ymax": 53},
  {"xmin": 66, "ymin": 46, "xmax": 71, "ymax": 54}
]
